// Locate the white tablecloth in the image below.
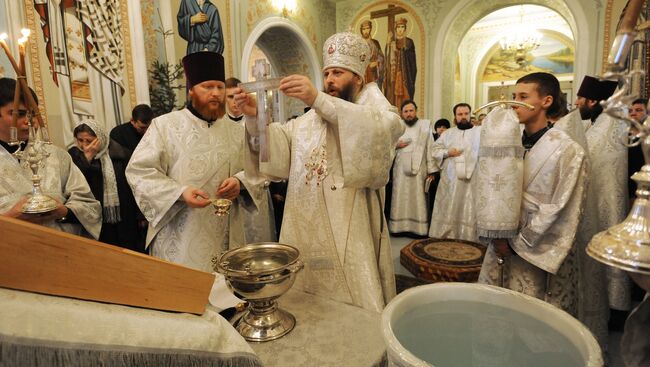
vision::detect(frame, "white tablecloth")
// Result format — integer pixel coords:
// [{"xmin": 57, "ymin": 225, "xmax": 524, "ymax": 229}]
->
[
  {"xmin": 249, "ymin": 290, "xmax": 386, "ymax": 366},
  {"xmin": 0, "ymin": 287, "xmax": 262, "ymax": 367}
]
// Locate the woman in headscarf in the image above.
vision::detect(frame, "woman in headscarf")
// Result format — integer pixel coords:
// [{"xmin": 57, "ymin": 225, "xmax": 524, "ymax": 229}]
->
[{"xmin": 68, "ymin": 119, "xmax": 121, "ymax": 245}]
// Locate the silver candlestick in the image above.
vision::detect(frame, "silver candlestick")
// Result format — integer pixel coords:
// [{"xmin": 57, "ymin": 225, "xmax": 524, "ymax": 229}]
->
[{"xmin": 19, "ymin": 113, "xmax": 58, "ymax": 214}]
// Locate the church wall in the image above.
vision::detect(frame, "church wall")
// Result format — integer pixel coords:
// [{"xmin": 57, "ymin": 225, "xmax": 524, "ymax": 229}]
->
[
  {"xmin": 139, "ymin": 0, "xmax": 336, "ymax": 120},
  {"xmin": 336, "ymin": 0, "xmax": 623, "ymax": 121},
  {"xmin": 14, "ymin": 1, "xmax": 137, "ymax": 148}
]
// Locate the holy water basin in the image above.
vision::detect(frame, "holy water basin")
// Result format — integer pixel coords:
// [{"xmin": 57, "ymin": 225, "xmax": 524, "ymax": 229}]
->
[{"xmin": 381, "ymin": 283, "xmax": 603, "ymax": 367}]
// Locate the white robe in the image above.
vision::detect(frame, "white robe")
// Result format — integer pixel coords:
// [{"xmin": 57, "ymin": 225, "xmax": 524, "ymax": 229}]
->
[
  {"xmin": 0, "ymin": 144, "xmax": 102, "ymax": 238},
  {"xmin": 428, "ymin": 126, "xmax": 481, "ymax": 241},
  {"xmin": 585, "ymin": 113, "xmax": 632, "ymax": 312},
  {"xmin": 553, "ymin": 109, "xmax": 588, "ymax": 151},
  {"xmin": 126, "ymin": 109, "xmax": 251, "ymax": 272},
  {"xmin": 389, "ymin": 119, "xmax": 436, "ymax": 235},
  {"xmin": 243, "ymin": 83, "xmax": 404, "ymax": 312},
  {"xmin": 479, "ymin": 129, "xmax": 588, "ymax": 315}
]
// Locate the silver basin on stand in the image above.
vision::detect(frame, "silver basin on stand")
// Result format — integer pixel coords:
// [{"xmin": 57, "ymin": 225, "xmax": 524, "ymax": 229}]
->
[{"xmin": 217, "ymin": 242, "xmax": 303, "ymax": 342}]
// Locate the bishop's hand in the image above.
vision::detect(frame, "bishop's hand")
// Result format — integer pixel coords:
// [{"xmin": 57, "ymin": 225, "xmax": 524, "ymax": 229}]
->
[
  {"xmin": 233, "ymin": 87, "xmax": 258, "ymax": 117},
  {"xmin": 279, "ymin": 74, "xmax": 318, "ymax": 107}
]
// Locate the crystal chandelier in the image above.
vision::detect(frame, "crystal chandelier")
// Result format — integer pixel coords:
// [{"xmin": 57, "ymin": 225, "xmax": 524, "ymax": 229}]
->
[{"xmin": 499, "ymin": 6, "xmax": 542, "ymax": 54}]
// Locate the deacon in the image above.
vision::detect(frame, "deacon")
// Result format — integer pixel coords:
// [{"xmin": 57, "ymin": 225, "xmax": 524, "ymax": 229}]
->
[
  {"xmin": 126, "ymin": 52, "xmax": 252, "ymax": 272},
  {"xmin": 235, "ymin": 32, "xmax": 404, "ymax": 312},
  {"xmin": 575, "ymin": 75, "xmax": 630, "ymax": 346},
  {"xmin": 0, "ymin": 78, "xmax": 101, "ymax": 238},
  {"xmin": 479, "ymin": 72, "xmax": 587, "ymax": 315},
  {"xmin": 428, "ymin": 103, "xmax": 481, "ymax": 242},
  {"xmin": 389, "ymin": 99, "xmax": 436, "ymax": 236}
]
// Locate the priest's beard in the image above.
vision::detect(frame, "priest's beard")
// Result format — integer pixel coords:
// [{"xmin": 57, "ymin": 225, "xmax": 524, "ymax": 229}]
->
[
  {"xmin": 324, "ymin": 81, "xmax": 358, "ymax": 103},
  {"xmin": 578, "ymin": 104, "xmax": 594, "ymax": 121},
  {"xmin": 404, "ymin": 117, "xmax": 418, "ymax": 126},
  {"xmin": 193, "ymin": 100, "xmax": 225, "ymax": 121},
  {"xmin": 456, "ymin": 119, "xmax": 472, "ymax": 130}
]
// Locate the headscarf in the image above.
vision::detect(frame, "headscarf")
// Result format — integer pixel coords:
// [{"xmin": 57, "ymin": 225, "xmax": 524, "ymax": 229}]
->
[{"xmin": 74, "ymin": 119, "xmax": 120, "ymax": 223}]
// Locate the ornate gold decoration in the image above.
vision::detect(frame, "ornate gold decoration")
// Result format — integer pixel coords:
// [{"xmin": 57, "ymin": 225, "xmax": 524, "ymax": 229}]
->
[
  {"xmin": 120, "ymin": 0, "xmax": 137, "ymax": 108},
  {"xmin": 23, "ymin": 0, "xmax": 48, "ymax": 128},
  {"xmin": 602, "ymin": 0, "xmax": 615, "ymax": 74}
]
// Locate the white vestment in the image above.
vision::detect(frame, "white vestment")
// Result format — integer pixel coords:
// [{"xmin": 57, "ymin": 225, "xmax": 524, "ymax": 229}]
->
[
  {"xmin": 479, "ymin": 129, "xmax": 588, "ymax": 315},
  {"xmin": 585, "ymin": 113, "xmax": 632, "ymax": 311},
  {"xmin": 243, "ymin": 83, "xmax": 404, "ymax": 312},
  {"xmin": 553, "ymin": 109, "xmax": 589, "ymax": 151},
  {"xmin": 0, "ymin": 144, "xmax": 102, "ymax": 238},
  {"xmin": 428, "ymin": 126, "xmax": 481, "ymax": 241},
  {"xmin": 126, "ymin": 109, "xmax": 251, "ymax": 272},
  {"xmin": 389, "ymin": 119, "xmax": 436, "ymax": 235}
]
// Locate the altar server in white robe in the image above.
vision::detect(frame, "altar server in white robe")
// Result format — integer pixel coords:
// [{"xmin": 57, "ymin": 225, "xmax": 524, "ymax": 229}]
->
[
  {"xmin": 428, "ymin": 103, "xmax": 481, "ymax": 242},
  {"xmin": 389, "ymin": 99, "xmax": 436, "ymax": 236},
  {"xmin": 126, "ymin": 52, "xmax": 252, "ymax": 272},
  {"xmin": 0, "ymin": 78, "xmax": 101, "ymax": 238},
  {"xmin": 574, "ymin": 75, "xmax": 629, "ymax": 346},
  {"xmin": 479, "ymin": 72, "xmax": 588, "ymax": 315},
  {"xmin": 235, "ymin": 32, "xmax": 404, "ymax": 312}
]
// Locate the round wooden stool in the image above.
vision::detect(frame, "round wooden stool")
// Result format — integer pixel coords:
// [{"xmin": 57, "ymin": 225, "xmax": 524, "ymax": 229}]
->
[{"xmin": 400, "ymin": 238, "xmax": 487, "ymax": 283}]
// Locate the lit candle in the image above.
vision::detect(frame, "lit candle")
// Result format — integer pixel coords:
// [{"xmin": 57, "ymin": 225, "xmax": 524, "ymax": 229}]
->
[{"xmin": 0, "ymin": 33, "xmax": 20, "ymax": 75}]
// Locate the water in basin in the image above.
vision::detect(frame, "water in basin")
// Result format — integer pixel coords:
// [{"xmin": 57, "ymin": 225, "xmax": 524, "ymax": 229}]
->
[{"xmin": 393, "ymin": 300, "xmax": 583, "ymax": 366}]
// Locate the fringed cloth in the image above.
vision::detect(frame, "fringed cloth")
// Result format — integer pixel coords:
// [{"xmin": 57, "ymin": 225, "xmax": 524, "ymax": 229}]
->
[{"xmin": 475, "ymin": 107, "xmax": 524, "ymax": 239}]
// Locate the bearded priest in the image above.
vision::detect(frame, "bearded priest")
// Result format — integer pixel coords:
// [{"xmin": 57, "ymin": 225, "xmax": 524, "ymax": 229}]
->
[
  {"xmin": 126, "ymin": 52, "xmax": 253, "ymax": 272},
  {"xmin": 235, "ymin": 32, "xmax": 404, "ymax": 312}
]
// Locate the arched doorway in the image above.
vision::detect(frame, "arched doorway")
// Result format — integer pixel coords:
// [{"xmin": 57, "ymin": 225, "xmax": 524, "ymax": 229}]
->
[
  {"xmin": 457, "ymin": 5, "xmax": 576, "ymax": 111},
  {"xmin": 430, "ymin": 0, "xmax": 592, "ymax": 119},
  {"xmin": 241, "ymin": 17, "xmax": 321, "ymax": 122}
]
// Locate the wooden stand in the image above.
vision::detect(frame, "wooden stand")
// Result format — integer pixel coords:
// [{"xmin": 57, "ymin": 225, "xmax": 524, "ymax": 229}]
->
[
  {"xmin": 0, "ymin": 216, "xmax": 214, "ymax": 314},
  {"xmin": 400, "ymin": 238, "xmax": 486, "ymax": 283}
]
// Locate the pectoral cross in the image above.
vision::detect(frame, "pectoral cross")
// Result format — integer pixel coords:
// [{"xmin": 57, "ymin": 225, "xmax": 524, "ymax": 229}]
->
[{"xmin": 238, "ymin": 59, "xmax": 282, "ymax": 162}]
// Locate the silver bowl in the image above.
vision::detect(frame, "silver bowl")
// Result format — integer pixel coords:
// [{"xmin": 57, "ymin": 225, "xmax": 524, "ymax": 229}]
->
[{"xmin": 216, "ymin": 242, "xmax": 303, "ymax": 342}]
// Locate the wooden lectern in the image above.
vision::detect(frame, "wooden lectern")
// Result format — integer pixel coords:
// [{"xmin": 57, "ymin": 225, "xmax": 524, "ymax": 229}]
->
[{"xmin": 0, "ymin": 215, "xmax": 214, "ymax": 314}]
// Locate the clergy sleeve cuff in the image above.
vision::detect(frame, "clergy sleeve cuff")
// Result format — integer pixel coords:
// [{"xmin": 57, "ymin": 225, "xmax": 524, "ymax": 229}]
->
[
  {"xmin": 244, "ymin": 116, "xmax": 259, "ymax": 136},
  {"xmin": 519, "ymin": 227, "xmax": 542, "ymax": 248},
  {"xmin": 311, "ymin": 91, "xmax": 337, "ymax": 124}
]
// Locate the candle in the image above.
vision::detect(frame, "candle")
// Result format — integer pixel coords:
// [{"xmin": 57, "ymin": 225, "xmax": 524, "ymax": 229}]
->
[
  {"xmin": 0, "ymin": 29, "xmax": 49, "ymax": 141},
  {"xmin": 0, "ymin": 33, "xmax": 20, "ymax": 75}
]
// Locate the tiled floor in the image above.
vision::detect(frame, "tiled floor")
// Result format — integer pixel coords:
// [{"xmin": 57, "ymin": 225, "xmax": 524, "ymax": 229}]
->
[{"xmin": 389, "ymin": 235, "xmax": 627, "ymax": 366}]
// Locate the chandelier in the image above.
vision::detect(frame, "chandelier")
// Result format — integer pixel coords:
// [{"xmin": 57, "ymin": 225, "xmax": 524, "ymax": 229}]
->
[{"xmin": 499, "ymin": 6, "xmax": 542, "ymax": 54}]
